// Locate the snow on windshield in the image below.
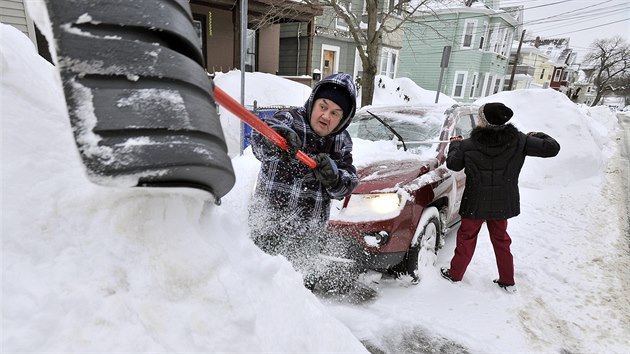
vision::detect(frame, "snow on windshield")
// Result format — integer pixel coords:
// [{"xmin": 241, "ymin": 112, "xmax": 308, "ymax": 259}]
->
[{"xmin": 347, "ymin": 106, "xmax": 446, "ymax": 166}]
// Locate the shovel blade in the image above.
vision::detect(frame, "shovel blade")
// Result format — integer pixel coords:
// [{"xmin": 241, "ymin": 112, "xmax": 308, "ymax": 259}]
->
[{"xmin": 42, "ymin": 0, "xmax": 234, "ymax": 199}]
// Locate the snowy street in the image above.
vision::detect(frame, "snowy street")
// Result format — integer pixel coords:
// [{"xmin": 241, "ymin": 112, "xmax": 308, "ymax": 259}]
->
[{"xmin": 2, "ymin": 23, "xmax": 630, "ymax": 353}]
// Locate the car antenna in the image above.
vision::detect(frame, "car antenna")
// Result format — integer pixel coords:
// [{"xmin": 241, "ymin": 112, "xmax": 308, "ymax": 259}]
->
[{"xmin": 366, "ymin": 110, "xmax": 408, "ymax": 151}]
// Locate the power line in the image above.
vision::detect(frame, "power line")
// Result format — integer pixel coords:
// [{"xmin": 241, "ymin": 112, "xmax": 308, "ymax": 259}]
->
[{"xmin": 543, "ymin": 17, "xmax": 629, "ymax": 38}]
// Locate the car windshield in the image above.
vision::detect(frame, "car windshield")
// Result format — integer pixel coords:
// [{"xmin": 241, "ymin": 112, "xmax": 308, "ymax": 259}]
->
[{"xmin": 346, "ymin": 107, "xmax": 444, "ymax": 153}]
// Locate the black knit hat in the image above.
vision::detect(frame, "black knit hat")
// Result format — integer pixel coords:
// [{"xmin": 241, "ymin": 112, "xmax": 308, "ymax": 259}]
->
[
  {"xmin": 481, "ymin": 102, "xmax": 513, "ymax": 126},
  {"xmin": 313, "ymin": 83, "xmax": 353, "ymax": 121}
]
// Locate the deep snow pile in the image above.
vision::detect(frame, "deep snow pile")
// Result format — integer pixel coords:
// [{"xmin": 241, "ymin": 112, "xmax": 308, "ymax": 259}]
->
[{"xmin": 1, "ymin": 24, "xmax": 366, "ymax": 352}]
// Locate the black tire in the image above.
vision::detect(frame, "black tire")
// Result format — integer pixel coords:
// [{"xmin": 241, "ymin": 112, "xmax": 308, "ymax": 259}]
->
[{"xmin": 404, "ymin": 213, "xmax": 441, "ymax": 279}]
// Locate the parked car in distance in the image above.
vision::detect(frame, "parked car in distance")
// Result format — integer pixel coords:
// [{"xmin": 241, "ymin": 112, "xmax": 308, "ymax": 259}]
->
[{"xmin": 326, "ymin": 104, "xmax": 479, "ymax": 282}]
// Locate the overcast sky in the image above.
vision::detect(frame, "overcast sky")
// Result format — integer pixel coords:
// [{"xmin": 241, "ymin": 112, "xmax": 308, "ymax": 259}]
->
[{"xmin": 503, "ymin": 0, "xmax": 630, "ymax": 60}]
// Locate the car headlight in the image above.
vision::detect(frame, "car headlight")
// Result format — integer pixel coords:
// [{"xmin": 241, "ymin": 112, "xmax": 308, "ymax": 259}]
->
[
  {"xmin": 359, "ymin": 193, "xmax": 401, "ymax": 214},
  {"xmin": 331, "ymin": 193, "xmax": 405, "ymax": 222}
]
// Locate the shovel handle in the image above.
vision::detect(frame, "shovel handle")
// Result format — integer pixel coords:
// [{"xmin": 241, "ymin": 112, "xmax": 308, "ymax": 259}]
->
[{"xmin": 213, "ymin": 86, "xmax": 317, "ymax": 169}]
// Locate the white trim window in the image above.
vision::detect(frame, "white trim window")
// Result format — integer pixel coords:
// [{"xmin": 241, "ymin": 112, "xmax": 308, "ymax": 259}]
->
[
  {"xmin": 493, "ymin": 77, "xmax": 503, "ymax": 94},
  {"xmin": 486, "ymin": 24, "xmax": 498, "ymax": 52},
  {"xmin": 388, "ymin": 0, "xmax": 397, "ymax": 13},
  {"xmin": 493, "ymin": 27, "xmax": 504, "ymax": 54},
  {"xmin": 353, "ymin": 48, "xmax": 364, "ymax": 83},
  {"xmin": 500, "ymin": 30, "xmax": 512, "ymax": 57},
  {"xmin": 452, "ymin": 71, "xmax": 468, "ymax": 98},
  {"xmin": 479, "ymin": 23, "xmax": 488, "ymax": 50},
  {"xmin": 483, "ymin": 73, "xmax": 493, "ymax": 97},
  {"xmin": 461, "ymin": 19, "xmax": 477, "ymax": 49},
  {"xmin": 336, "ymin": 1, "xmax": 352, "ymax": 31},
  {"xmin": 553, "ymin": 68, "xmax": 562, "ymax": 81},
  {"xmin": 469, "ymin": 72, "xmax": 478, "ymax": 98},
  {"xmin": 379, "ymin": 48, "xmax": 398, "ymax": 78}
]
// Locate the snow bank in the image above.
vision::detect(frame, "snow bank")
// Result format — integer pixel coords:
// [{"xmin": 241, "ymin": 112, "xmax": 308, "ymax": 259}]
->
[{"xmin": 1, "ymin": 24, "xmax": 366, "ymax": 353}]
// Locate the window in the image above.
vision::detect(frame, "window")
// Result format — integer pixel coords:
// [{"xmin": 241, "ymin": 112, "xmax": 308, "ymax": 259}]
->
[
  {"xmin": 469, "ymin": 73, "xmax": 478, "ymax": 98},
  {"xmin": 336, "ymin": 1, "xmax": 351, "ymax": 30},
  {"xmin": 493, "ymin": 27, "xmax": 504, "ymax": 53},
  {"xmin": 388, "ymin": 0, "xmax": 396, "ymax": 12},
  {"xmin": 493, "ymin": 77, "xmax": 502, "ymax": 94},
  {"xmin": 452, "ymin": 71, "xmax": 468, "ymax": 98},
  {"xmin": 486, "ymin": 24, "xmax": 498, "ymax": 52},
  {"xmin": 539, "ymin": 68, "xmax": 545, "ymax": 80},
  {"xmin": 553, "ymin": 68, "xmax": 562, "ymax": 81},
  {"xmin": 353, "ymin": 48, "xmax": 364, "ymax": 85},
  {"xmin": 379, "ymin": 48, "xmax": 398, "ymax": 78},
  {"xmin": 479, "ymin": 23, "xmax": 487, "ymax": 50},
  {"xmin": 483, "ymin": 73, "xmax": 493, "ymax": 97},
  {"xmin": 461, "ymin": 20, "xmax": 476, "ymax": 48},
  {"xmin": 500, "ymin": 30, "xmax": 512, "ymax": 56}
]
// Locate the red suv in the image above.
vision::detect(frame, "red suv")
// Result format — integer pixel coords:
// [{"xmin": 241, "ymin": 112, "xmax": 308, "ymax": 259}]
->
[{"xmin": 326, "ymin": 104, "xmax": 479, "ymax": 282}]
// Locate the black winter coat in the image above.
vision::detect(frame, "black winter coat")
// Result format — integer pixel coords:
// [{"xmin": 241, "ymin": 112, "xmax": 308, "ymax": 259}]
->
[{"xmin": 447, "ymin": 124, "xmax": 560, "ymax": 220}]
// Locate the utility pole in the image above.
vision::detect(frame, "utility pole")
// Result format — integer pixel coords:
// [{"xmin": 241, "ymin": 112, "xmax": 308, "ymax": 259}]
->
[
  {"xmin": 239, "ymin": 0, "xmax": 247, "ymax": 154},
  {"xmin": 435, "ymin": 46, "xmax": 452, "ymax": 103},
  {"xmin": 508, "ymin": 29, "xmax": 526, "ymax": 91}
]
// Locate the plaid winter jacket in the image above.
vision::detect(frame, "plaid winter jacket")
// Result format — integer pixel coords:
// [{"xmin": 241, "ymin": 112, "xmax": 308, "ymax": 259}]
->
[{"xmin": 249, "ymin": 73, "xmax": 359, "ymax": 239}]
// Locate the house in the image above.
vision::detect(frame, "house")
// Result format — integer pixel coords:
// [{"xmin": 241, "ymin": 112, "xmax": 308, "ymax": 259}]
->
[
  {"xmin": 523, "ymin": 38, "xmax": 577, "ymax": 93},
  {"xmin": 188, "ymin": 1, "xmax": 320, "ymax": 79},
  {"xmin": 6, "ymin": 0, "xmax": 321, "ymax": 83},
  {"xmin": 506, "ymin": 42, "xmax": 550, "ymax": 90},
  {"xmin": 398, "ymin": 0, "xmax": 521, "ymax": 103},
  {"xmin": 278, "ymin": 0, "xmax": 404, "ymax": 87}
]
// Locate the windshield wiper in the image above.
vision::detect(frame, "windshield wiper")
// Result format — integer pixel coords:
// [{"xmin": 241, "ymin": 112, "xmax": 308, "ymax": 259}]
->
[{"xmin": 366, "ymin": 110, "xmax": 407, "ymax": 151}]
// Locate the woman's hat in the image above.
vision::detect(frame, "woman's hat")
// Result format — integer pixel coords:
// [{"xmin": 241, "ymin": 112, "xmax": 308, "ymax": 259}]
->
[{"xmin": 479, "ymin": 102, "xmax": 513, "ymax": 126}]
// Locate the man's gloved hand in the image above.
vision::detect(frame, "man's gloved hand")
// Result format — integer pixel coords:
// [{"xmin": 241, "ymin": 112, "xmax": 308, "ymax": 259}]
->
[
  {"xmin": 450, "ymin": 135, "xmax": 463, "ymax": 142},
  {"xmin": 263, "ymin": 124, "xmax": 302, "ymax": 162},
  {"xmin": 313, "ymin": 153, "xmax": 340, "ymax": 189}
]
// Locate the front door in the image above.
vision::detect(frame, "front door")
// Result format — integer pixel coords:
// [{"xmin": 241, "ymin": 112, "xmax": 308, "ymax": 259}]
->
[{"xmin": 323, "ymin": 50, "xmax": 336, "ymax": 78}]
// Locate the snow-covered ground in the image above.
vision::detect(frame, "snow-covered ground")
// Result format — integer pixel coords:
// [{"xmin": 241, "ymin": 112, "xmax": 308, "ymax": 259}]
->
[{"xmin": 2, "ymin": 22, "xmax": 629, "ymax": 353}]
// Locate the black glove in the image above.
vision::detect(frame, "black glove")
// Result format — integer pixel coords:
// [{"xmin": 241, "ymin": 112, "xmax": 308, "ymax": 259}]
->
[
  {"xmin": 313, "ymin": 153, "xmax": 340, "ymax": 189},
  {"xmin": 263, "ymin": 124, "xmax": 302, "ymax": 162}
]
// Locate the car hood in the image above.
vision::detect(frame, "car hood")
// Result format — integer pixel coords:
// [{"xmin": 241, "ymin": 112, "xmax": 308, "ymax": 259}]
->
[{"xmin": 353, "ymin": 158, "xmax": 434, "ymax": 193}]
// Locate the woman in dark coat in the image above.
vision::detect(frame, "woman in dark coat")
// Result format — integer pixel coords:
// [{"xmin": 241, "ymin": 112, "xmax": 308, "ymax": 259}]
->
[{"xmin": 442, "ymin": 102, "xmax": 560, "ymax": 292}]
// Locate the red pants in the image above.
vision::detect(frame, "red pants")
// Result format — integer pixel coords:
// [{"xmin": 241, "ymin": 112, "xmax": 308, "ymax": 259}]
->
[{"xmin": 448, "ymin": 218, "xmax": 515, "ymax": 285}]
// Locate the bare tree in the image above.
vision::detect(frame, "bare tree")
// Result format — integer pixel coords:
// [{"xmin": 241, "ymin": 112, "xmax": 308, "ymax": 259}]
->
[
  {"xmin": 582, "ymin": 36, "xmax": 630, "ymax": 107},
  {"xmin": 254, "ymin": 0, "xmax": 433, "ymax": 106},
  {"xmin": 310, "ymin": 0, "xmax": 435, "ymax": 106}
]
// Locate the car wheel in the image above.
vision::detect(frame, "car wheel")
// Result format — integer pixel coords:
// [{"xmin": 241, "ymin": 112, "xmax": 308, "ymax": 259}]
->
[{"xmin": 405, "ymin": 208, "xmax": 441, "ymax": 281}]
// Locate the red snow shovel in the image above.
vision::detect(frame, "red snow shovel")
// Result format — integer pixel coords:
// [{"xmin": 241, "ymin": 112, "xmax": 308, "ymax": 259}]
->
[{"xmin": 213, "ymin": 86, "xmax": 317, "ymax": 169}]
